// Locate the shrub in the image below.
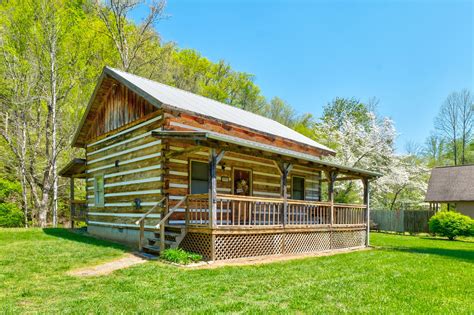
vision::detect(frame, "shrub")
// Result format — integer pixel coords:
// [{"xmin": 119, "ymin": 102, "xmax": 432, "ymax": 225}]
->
[
  {"xmin": 429, "ymin": 211, "xmax": 474, "ymax": 240},
  {"xmin": 161, "ymin": 248, "xmax": 202, "ymax": 265},
  {"xmin": 0, "ymin": 202, "xmax": 24, "ymax": 227}
]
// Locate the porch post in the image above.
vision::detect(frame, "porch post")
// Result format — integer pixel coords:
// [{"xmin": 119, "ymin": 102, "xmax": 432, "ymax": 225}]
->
[
  {"xmin": 363, "ymin": 178, "xmax": 370, "ymax": 247},
  {"xmin": 280, "ymin": 163, "xmax": 293, "ymax": 227},
  {"xmin": 209, "ymin": 148, "xmax": 217, "ymax": 228},
  {"xmin": 327, "ymin": 171, "xmax": 336, "ymax": 226},
  {"xmin": 70, "ymin": 177, "xmax": 75, "ymax": 229}
]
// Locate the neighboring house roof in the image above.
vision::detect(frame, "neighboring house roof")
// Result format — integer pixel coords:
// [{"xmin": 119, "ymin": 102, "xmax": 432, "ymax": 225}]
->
[
  {"xmin": 425, "ymin": 165, "xmax": 474, "ymax": 202},
  {"xmin": 72, "ymin": 67, "xmax": 334, "ymax": 154}
]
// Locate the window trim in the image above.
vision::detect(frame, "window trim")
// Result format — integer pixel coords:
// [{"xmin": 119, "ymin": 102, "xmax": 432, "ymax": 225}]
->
[
  {"xmin": 291, "ymin": 175, "xmax": 305, "ymax": 200},
  {"xmin": 94, "ymin": 174, "xmax": 105, "ymax": 207}
]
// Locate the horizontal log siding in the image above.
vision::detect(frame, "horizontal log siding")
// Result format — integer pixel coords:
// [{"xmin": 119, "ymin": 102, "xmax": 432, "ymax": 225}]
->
[
  {"xmin": 164, "ymin": 139, "xmax": 322, "ymax": 222},
  {"xmin": 85, "ymin": 110, "xmax": 164, "ymax": 228}
]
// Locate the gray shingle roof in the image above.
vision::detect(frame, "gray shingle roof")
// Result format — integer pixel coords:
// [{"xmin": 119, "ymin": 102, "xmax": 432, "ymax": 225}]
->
[
  {"xmin": 425, "ymin": 165, "xmax": 474, "ymax": 202},
  {"xmin": 105, "ymin": 67, "xmax": 335, "ymax": 154}
]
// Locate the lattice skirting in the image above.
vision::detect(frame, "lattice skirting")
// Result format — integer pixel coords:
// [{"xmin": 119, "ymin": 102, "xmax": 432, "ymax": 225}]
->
[
  {"xmin": 180, "ymin": 229, "xmax": 366, "ymax": 261},
  {"xmin": 180, "ymin": 232, "xmax": 213, "ymax": 260}
]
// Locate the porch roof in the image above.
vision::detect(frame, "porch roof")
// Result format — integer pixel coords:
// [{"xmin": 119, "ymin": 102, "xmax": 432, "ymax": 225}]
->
[
  {"xmin": 153, "ymin": 130, "xmax": 381, "ymax": 179},
  {"xmin": 59, "ymin": 158, "xmax": 86, "ymax": 178}
]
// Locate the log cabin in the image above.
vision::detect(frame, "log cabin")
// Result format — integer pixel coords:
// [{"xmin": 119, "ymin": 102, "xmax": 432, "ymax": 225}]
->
[{"xmin": 60, "ymin": 66, "xmax": 381, "ymax": 260}]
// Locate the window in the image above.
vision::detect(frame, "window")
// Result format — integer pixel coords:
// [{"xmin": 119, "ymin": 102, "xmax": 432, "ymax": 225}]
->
[
  {"xmin": 94, "ymin": 175, "xmax": 105, "ymax": 207},
  {"xmin": 292, "ymin": 176, "xmax": 305, "ymax": 200},
  {"xmin": 190, "ymin": 161, "xmax": 209, "ymax": 194},
  {"xmin": 233, "ymin": 169, "xmax": 252, "ymax": 196}
]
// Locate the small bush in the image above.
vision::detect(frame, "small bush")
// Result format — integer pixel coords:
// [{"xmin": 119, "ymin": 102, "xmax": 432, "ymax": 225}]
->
[
  {"xmin": 161, "ymin": 248, "xmax": 202, "ymax": 265},
  {"xmin": 0, "ymin": 202, "xmax": 24, "ymax": 227},
  {"xmin": 429, "ymin": 211, "xmax": 474, "ymax": 240}
]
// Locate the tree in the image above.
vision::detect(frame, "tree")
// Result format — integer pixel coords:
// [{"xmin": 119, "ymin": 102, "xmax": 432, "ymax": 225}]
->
[
  {"xmin": 457, "ymin": 89, "xmax": 473, "ymax": 165},
  {"xmin": 0, "ymin": 0, "xmax": 109, "ymax": 227},
  {"xmin": 423, "ymin": 133, "xmax": 446, "ymax": 167},
  {"xmin": 95, "ymin": 0, "xmax": 167, "ymax": 73},
  {"xmin": 435, "ymin": 90, "xmax": 474, "ymax": 166}
]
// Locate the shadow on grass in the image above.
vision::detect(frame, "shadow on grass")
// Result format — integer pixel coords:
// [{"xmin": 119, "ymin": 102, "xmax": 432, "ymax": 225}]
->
[
  {"xmin": 419, "ymin": 236, "xmax": 474, "ymax": 243},
  {"xmin": 387, "ymin": 246, "xmax": 474, "ymax": 263},
  {"xmin": 43, "ymin": 228, "xmax": 127, "ymax": 251}
]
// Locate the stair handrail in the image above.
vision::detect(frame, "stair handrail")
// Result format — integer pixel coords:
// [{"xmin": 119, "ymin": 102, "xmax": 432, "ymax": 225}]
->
[
  {"xmin": 135, "ymin": 196, "xmax": 167, "ymax": 251},
  {"xmin": 134, "ymin": 196, "xmax": 167, "ymax": 225},
  {"xmin": 155, "ymin": 196, "xmax": 187, "ymax": 229},
  {"xmin": 155, "ymin": 195, "xmax": 187, "ymax": 253}
]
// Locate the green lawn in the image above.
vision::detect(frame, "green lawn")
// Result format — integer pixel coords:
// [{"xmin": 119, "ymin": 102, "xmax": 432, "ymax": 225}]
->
[{"xmin": 0, "ymin": 229, "xmax": 472, "ymax": 314}]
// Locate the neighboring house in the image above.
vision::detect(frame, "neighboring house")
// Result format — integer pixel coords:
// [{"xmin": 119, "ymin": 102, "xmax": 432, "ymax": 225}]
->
[
  {"xmin": 425, "ymin": 165, "xmax": 474, "ymax": 219},
  {"xmin": 60, "ymin": 66, "xmax": 380, "ymax": 261}
]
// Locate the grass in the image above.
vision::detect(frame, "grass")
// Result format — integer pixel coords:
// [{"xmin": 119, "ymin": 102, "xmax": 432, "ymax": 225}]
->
[{"xmin": 0, "ymin": 229, "xmax": 473, "ymax": 314}]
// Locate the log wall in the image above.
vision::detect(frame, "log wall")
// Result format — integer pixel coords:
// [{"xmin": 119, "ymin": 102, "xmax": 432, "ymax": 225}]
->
[{"xmin": 85, "ymin": 110, "xmax": 164, "ymax": 230}]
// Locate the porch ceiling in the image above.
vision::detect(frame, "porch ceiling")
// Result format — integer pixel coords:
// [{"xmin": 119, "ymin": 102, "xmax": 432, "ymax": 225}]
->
[
  {"xmin": 59, "ymin": 158, "xmax": 86, "ymax": 178},
  {"xmin": 153, "ymin": 130, "xmax": 381, "ymax": 179}
]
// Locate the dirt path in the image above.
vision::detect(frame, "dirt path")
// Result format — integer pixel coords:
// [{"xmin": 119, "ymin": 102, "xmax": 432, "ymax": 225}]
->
[{"xmin": 67, "ymin": 253, "xmax": 147, "ymax": 277}]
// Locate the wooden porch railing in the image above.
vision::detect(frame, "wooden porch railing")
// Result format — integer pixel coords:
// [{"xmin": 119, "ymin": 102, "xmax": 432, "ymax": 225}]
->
[
  {"xmin": 71, "ymin": 200, "xmax": 88, "ymax": 223},
  {"xmin": 185, "ymin": 194, "xmax": 367, "ymax": 228},
  {"xmin": 135, "ymin": 196, "xmax": 167, "ymax": 251},
  {"xmin": 287, "ymin": 200, "xmax": 332, "ymax": 225},
  {"xmin": 333, "ymin": 204, "xmax": 367, "ymax": 225}
]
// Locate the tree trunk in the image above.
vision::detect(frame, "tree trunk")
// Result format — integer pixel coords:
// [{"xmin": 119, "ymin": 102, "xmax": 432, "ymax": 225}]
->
[{"xmin": 49, "ymin": 19, "xmax": 58, "ymax": 228}]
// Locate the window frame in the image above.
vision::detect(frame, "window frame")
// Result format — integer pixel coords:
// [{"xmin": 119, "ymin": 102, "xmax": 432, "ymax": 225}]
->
[
  {"xmin": 94, "ymin": 174, "xmax": 105, "ymax": 207},
  {"xmin": 189, "ymin": 159, "xmax": 209, "ymax": 195}
]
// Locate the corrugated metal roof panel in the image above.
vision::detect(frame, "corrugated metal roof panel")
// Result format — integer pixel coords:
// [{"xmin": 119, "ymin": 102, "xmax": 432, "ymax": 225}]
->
[{"xmin": 106, "ymin": 67, "xmax": 335, "ymax": 154}]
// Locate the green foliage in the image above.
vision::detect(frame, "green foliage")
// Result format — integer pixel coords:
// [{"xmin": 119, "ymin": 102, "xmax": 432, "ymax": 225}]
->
[
  {"xmin": 160, "ymin": 248, "xmax": 202, "ymax": 265},
  {"xmin": 0, "ymin": 179, "xmax": 23, "ymax": 227},
  {"xmin": 429, "ymin": 211, "xmax": 474, "ymax": 240},
  {"xmin": 0, "ymin": 202, "xmax": 24, "ymax": 227},
  {"xmin": 0, "ymin": 179, "xmax": 21, "ymax": 202}
]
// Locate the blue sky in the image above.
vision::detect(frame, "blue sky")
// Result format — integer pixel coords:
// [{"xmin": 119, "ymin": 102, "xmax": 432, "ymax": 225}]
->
[{"xmin": 132, "ymin": 0, "xmax": 473, "ymax": 152}]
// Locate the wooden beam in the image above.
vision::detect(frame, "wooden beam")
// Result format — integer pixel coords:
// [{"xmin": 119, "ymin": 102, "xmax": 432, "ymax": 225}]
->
[
  {"xmin": 70, "ymin": 178, "xmax": 75, "ymax": 229},
  {"xmin": 325, "ymin": 171, "xmax": 338, "ymax": 225},
  {"xmin": 165, "ymin": 146, "xmax": 204, "ymax": 159},
  {"xmin": 278, "ymin": 162, "xmax": 293, "ymax": 227},
  {"xmin": 216, "ymin": 150, "xmax": 226, "ymax": 164},
  {"xmin": 209, "ymin": 148, "xmax": 218, "ymax": 228},
  {"xmin": 363, "ymin": 178, "xmax": 370, "ymax": 247}
]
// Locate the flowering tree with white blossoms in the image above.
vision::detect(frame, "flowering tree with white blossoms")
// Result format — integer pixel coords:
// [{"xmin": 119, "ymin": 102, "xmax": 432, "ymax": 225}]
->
[{"xmin": 318, "ymin": 99, "xmax": 428, "ymax": 209}]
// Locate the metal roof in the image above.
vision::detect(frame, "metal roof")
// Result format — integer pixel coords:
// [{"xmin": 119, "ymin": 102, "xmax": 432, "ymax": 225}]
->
[
  {"xmin": 153, "ymin": 130, "xmax": 382, "ymax": 178},
  {"xmin": 425, "ymin": 165, "xmax": 474, "ymax": 202},
  {"xmin": 104, "ymin": 67, "xmax": 335, "ymax": 154}
]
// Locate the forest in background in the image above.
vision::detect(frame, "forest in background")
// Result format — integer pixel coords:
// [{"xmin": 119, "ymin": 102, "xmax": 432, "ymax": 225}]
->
[{"xmin": 0, "ymin": 0, "xmax": 472, "ymax": 227}]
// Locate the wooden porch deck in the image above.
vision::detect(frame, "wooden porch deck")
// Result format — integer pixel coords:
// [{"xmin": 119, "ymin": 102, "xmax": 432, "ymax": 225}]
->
[{"xmin": 176, "ymin": 193, "xmax": 369, "ymax": 260}]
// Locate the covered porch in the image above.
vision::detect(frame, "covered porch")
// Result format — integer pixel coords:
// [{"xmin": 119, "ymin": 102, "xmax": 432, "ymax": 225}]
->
[{"xmin": 155, "ymin": 130, "xmax": 379, "ymax": 260}]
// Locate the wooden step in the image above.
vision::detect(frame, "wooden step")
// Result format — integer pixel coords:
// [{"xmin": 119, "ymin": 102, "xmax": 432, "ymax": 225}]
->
[
  {"xmin": 147, "ymin": 238, "xmax": 175, "ymax": 246},
  {"xmin": 153, "ymin": 231, "xmax": 181, "ymax": 240},
  {"xmin": 165, "ymin": 225, "xmax": 185, "ymax": 233},
  {"xmin": 142, "ymin": 245, "xmax": 161, "ymax": 255}
]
